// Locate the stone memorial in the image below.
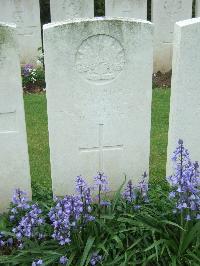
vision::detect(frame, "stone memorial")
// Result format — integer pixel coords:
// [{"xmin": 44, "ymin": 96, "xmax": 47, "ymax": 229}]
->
[
  {"xmin": 167, "ymin": 18, "xmax": 200, "ymax": 174},
  {"xmin": 152, "ymin": 0, "xmax": 193, "ymax": 73},
  {"xmin": 0, "ymin": 23, "xmax": 31, "ymax": 211},
  {"xmin": 196, "ymin": 0, "xmax": 200, "ymax": 17},
  {"xmin": 44, "ymin": 18, "xmax": 153, "ymax": 196},
  {"xmin": 50, "ymin": 0, "xmax": 94, "ymax": 22},
  {"xmin": 105, "ymin": 0, "xmax": 147, "ymax": 19},
  {"xmin": 0, "ymin": 0, "xmax": 42, "ymax": 64}
]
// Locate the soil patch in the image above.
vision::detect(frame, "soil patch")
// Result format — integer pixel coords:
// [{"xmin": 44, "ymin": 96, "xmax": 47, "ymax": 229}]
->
[{"xmin": 153, "ymin": 71, "xmax": 172, "ymax": 88}]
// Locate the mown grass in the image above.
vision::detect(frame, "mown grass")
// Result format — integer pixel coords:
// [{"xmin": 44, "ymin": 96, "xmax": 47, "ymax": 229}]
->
[
  {"xmin": 24, "ymin": 88, "xmax": 171, "ymax": 197},
  {"xmin": 24, "ymin": 93, "xmax": 52, "ymax": 197}
]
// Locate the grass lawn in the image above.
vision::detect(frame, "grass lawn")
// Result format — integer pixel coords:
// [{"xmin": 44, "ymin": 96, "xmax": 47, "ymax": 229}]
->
[{"xmin": 24, "ymin": 88, "xmax": 171, "ymax": 198}]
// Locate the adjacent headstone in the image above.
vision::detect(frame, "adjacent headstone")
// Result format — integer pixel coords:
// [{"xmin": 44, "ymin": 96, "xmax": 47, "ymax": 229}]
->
[
  {"xmin": 196, "ymin": 0, "xmax": 200, "ymax": 17},
  {"xmin": 0, "ymin": 0, "xmax": 42, "ymax": 64},
  {"xmin": 0, "ymin": 23, "xmax": 31, "ymax": 211},
  {"xmin": 105, "ymin": 0, "xmax": 147, "ymax": 19},
  {"xmin": 152, "ymin": 0, "xmax": 193, "ymax": 73},
  {"xmin": 50, "ymin": 0, "xmax": 94, "ymax": 22},
  {"xmin": 167, "ymin": 18, "xmax": 200, "ymax": 175},
  {"xmin": 44, "ymin": 18, "xmax": 153, "ymax": 196}
]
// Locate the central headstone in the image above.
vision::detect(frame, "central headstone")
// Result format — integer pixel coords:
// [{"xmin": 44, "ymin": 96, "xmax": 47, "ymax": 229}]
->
[
  {"xmin": 0, "ymin": 0, "xmax": 42, "ymax": 64},
  {"xmin": 152, "ymin": 0, "xmax": 193, "ymax": 73},
  {"xmin": 50, "ymin": 0, "xmax": 94, "ymax": 22},
  {"xmin": 44, "ymin": 18, "xmax": 153, "ymax": 195},
  {"xmin": 0, "ymin": 23, "xmax": 31, "ymax": 211},
  {"xmin": 105, "ymin": 0, "xmax": 147, "ymax": 19}
]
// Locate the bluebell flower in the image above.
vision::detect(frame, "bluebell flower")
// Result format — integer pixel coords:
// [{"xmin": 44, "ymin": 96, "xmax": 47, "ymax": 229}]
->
[
  {"xmin": 122, "ymin": 180, "xmax": 135, "ymax": 203},
  {"xmin": 32, "ymin": 259, "xmax": 43, "ymax": 266},
  {"xmin": 0, "ymin": 232, "xmax": 14, "ymax": 248},
  {"xmin": 100, "ymin": 201, "xmax": 111, "ymax": 206},
  {"xmin": 49, "ymin": 195, "xmax": 84, "ymax": 245},
  {"xmin": 11, "ymin": 189, "xmax": 30, "ymax": 211},
  {"xmin": 0, "ymin": 240, "xmax": 5, "ymax": 247},
  {"xmin": 167, "ymin": 140, "xmax": 200, "ymax": 220},
  {"xmin": 90, "ymin": 253, "xmax": 102, "ymax": 265},
  {"xmin": 23, "ymin": 64, "xmax": 34, "ymax": 77},
  {"xmin": 196, "ymin": 214, "xmax": 200, "ymax": 220},
  {"xmin": 123, "ymin": 172, "xmax": 149, "ymax": 207},
  {"xmin": 76, "ymin": 175, "xmax": 88, "ymax": 195},
  {"xmin": 185, "ymin": 214, "xmax": 191, "ymax": 221},
  {"xmin": 94, "ymin": 172, "xmax": 109, "ymax": 192},
  {"xmin": 12, "ymin": 204, "xmax": 44, "ymax": 241},
  {"xmin": 59, "ymin": 256, "xmax": 68, "ymax": 264}
]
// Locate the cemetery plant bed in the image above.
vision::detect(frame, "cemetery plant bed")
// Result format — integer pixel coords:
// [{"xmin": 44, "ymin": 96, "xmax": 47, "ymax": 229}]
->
[
  {"xmin": 22, "ymin": 64, "xmax": 45, "ymax": 93},
  {"xmin": 0, "ymin": 141, "xmax": 200, "ymax": 265},
  {"xmin": 153, "ymin": 71, "xmax": 172, "ymax": 88}
]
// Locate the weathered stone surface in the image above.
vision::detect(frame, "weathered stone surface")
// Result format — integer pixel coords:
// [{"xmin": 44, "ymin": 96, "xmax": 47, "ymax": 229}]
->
[
  {"xmin": 50, "ymin": 0, "xmax": 94, "ymax": 21},
  {"xmin": 44, "ymin": 18, "xmax": 153, "ymax": 196},
  {"xmin": 0, "ymin": 0, "xmax": 42, "ymax": 64},
  {"xmin": 196, "ymin": 0, "xmax": 200, "ymax": 17},
  {"xmin": 167, "ymin": 18, "xmax": 200, "ymax": 175},
  {"xmin": 152, "ymin": 0, "xmax": 193, "ymax": 73},
  {"xmin": 105, "ymin": 0, "xmax": 147, "ymax": 19},
  {"xmin": 0, "ymin": 23, "xmax": 31, "ymax": 211}
]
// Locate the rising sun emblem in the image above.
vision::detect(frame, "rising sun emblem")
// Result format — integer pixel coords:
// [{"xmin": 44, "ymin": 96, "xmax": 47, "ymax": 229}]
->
[{"xmin": 75, "ymin": 34, "xmax": 126, "ymax": 84}]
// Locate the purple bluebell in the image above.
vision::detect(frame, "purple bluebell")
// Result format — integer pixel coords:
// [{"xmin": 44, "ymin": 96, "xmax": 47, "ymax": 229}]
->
[
  {"xmin": 49, "ymin": 195, "xmax": 83, "ymax": 245},
  {"xmin": 11, "ymin": 189, "xmax": 30, "ymax": 209},
  {"xmin": 94, "ymin": 172, "xmax": 109, "ymax": 192},
  {"xmin": 59, "ymin": 256, "xmax": 68, "ymax": 264},
  {"xmin": 32, "ymin": 259, "xmax": 43, "ymax": 266},
  {"xmin": 122, "ymin": 180, "xmax": 135, "ymax": 203},
  {"xmin": 138, "ymin": 172, "xmax": 149, "ymax": 202},
  {"xmin": 100, "ymin": 200, "xmax": 111, "ymax": 206},
  {"xmin": 23, "ymin": 64, "xmax": 34, "ymax": 77},
  {"xmin": 90, "ymin": 253, "xmax": 102, "ymax": 265},
  {"xmin": 123, "ymin": 172, "xmax": 149, "ymax": 207},
  {"xmin": 0, "ymin": 240, "xmax": 5, "ymax": 247},
  {"xmin": 12, "ymin": 204, "xmax": 44, "ymax": 240},
  {"xmin": 0, "ymin": 232, "xmax": 14, "ymax": 248},
  {"xmin": 167, "ymin": 140, "xmax": 200, "ymax": 220},
  {"xmin": 75, "ymin": 177, "xmax": 95, "ymax": 223},
  {"xmin": 76, "ymin": 175, "xmax": 88, "ymax": 196}
]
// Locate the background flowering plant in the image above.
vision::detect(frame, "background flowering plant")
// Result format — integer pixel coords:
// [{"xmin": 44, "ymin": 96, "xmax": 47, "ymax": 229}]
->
[
  {"xmin": 22, "ymin": 50, "xmax": 45, "ymax": 93},
  {"xmin": 0, "ymin": 140, "xmax": 200, "ymax": 265}
]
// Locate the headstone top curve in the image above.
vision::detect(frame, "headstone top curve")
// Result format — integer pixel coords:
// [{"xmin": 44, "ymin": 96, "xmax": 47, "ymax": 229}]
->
[{"xmin": 43, "ymin": 17, "xmax": 152, "ymax": 31}]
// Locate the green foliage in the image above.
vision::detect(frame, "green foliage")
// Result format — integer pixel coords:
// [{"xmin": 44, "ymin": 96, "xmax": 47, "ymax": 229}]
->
[
  {"xmin": 23, "ymin": 94, "xmax": 52, "ymax": 198},
  {"xmin": 0, "ymin": 182, "xmax": 200, "ymax": 265},
  {"xmin": 150, "ymin": 88, "xmax": 171, "ymax": 184},
  {"xmin": 94, "ymin": 0, "xmax": 105, "ymax": 16}
]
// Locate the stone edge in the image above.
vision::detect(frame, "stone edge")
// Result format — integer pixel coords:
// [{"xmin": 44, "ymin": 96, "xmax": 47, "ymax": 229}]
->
[
  {"xmin": 176, "ymin": 17, "xmax": 200, "ymax": 27},
  {"xmin": 0, "ymin": 22, "xmax": 16, "ymax": 29}
]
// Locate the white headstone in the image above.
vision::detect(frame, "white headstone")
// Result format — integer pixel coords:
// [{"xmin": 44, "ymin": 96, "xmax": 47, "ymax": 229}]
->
[
  {"xmin": 0, "ymin": 0, "xmax": 42, "ymax": 64},
  {"xmin": 105, "ymin": 0, "xmax": 147, "ymax": 19},
  {"xmin": 44, "ymin": 18, "xmax": 153, "ymax": 196},
  {"xmin": 167, "ymin": 18, "xmax": 200, "ymax": 175},
  {"xmin": 0, "ymin": 23, "xmax": 31, "ymax": 211},
  {"xmin": 152, "ymin": 0, "xmax": 193, "ymax": 73},
  {"xmin": 196, "ymin": 0, "xmax": 200, "ymax": 17},
  {"xmin": 50, "ymin": 0, "xmax": 94, "ymax": 22}
]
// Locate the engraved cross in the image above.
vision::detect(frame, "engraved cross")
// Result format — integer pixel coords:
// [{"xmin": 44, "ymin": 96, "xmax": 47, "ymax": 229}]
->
[{"xmin": 79, "ymin": 124, "xmax": 123, "ymax": 171}]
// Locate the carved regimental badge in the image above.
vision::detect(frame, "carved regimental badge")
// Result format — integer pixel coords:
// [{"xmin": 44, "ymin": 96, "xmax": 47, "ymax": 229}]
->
[{"xmin": 75, "ymin": 34, "xmax": 125, "ymax": 84}]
